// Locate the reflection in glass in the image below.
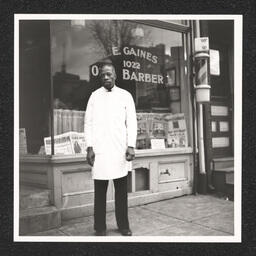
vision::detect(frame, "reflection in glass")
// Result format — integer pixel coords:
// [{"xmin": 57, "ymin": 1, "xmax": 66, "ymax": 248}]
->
[
  {"xmin": 50, "ymin": 20, "xmax": 188, "ymax": 149},
  {"xmin": 50, "ymin": 20, "xmax": 185, "ymax": 112}
]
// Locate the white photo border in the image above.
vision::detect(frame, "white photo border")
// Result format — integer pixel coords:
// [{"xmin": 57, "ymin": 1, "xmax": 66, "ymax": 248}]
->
[{"xmin": 14, "ymin": 14, "xmax": 242, "ymax": 243}]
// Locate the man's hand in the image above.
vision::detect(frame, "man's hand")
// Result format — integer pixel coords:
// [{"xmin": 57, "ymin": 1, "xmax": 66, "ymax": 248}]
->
[
  {"xmin": 86, "ymin": 147, "xmax": 95, "ymax": 166},
  {"xmin": 126, "ymin": 147, "xmax": 135, "ymax": 161}
]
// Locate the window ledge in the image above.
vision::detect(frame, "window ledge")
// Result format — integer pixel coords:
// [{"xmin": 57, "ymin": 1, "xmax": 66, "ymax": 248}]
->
[
  {"xmin": 135, "ymin": 147, "xmax": 193, "ymax": 158},
  {"xmin": 20, "ymin": 154, "xmax": 87, "ymax": 164},
  {"xmin": 20, "ymin": 147, "xmax": 193, "ymax": 164}
]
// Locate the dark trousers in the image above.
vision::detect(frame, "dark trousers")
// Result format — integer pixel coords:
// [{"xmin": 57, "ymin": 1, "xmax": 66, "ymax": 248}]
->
[{"xmin": 94, "ymin": 175, "xmax": 129, "ymax": 231}]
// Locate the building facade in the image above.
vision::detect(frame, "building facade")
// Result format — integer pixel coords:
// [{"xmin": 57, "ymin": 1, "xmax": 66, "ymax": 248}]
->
[{"xmin": 19, "ymin": 18, "xmax": 234, "ymax": 234}]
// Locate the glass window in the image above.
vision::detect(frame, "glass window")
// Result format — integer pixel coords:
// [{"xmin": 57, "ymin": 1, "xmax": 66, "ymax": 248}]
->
[
  {"xmin": 50, "ymin": 20, "xmax": 190, "ymax": 152},
  {"xmin": 19, "ymin": 20, "xmax": 51, "ymax": 154}
]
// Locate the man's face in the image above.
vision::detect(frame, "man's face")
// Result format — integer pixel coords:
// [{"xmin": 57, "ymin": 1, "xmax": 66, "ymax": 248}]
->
[{"xmin": 100, "ymin": 65, "xmax": 116, "ymax": 91}]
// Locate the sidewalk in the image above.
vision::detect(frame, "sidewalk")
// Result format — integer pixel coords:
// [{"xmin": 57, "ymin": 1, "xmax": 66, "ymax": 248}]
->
[{"xmin": 29, "ymin": 194, "xmax": 234, "ymax": 236}]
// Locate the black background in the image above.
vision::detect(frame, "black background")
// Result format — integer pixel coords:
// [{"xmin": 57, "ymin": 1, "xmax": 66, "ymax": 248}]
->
[{"xmin": 0, "ymin": 0, "xmax": 255, "ymax": 255}]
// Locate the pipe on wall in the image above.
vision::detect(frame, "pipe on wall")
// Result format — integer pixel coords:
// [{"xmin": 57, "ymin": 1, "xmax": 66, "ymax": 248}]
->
[{"xmin": 194, "ymin": 20, "xmax": 206, "ymax": 175}]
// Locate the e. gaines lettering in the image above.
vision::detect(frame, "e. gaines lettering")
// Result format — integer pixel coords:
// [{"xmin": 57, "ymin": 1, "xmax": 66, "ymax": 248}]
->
[{"xmin": 112, "ymin": 46, "xmax": 158, "ymax": 64}]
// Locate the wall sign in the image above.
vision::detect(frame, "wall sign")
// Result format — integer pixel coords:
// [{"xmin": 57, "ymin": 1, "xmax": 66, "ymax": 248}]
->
[
  {"xmin": 219, "ymin": 121, "xmax": 229, "ymax": 132},
  {"xmin": 211, "ymin": 121, "xmax": 217, "ymax": 132},
  {"xmin": 195, "ymin": 37, "xmax": 209, "ymax": 52},
  {"xmin": 210, "ymin": 49, "xmax": 220, "ymax": 76},
  {"xmin": 212, "ymin": 137, "xmax": 229, "ymax": 148},
  {"xmin": 211, "ymin": 105, "xmax": 228, "ymax": 116}
]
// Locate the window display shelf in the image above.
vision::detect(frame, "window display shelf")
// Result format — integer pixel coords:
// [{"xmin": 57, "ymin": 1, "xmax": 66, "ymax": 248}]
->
[
  {"xmin": 20, "ymin": 154, "xmax": 86, "ymax": 164},
  {"xmin": 135, "ymin": 147, "xmax": 192, "ymax": 158},
  {"xmin": 20, "ymin": 146, "xmax": 193, "ymax": 164}
]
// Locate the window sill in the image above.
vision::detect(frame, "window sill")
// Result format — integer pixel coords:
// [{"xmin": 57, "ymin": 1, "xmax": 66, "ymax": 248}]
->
[
  {"xmin": 20, "ymin": 147, "xmax": 193, "ymax": 163},
  {"xmin": 135, "ymin": 147, "xmax": 193, "ymax": 158}
]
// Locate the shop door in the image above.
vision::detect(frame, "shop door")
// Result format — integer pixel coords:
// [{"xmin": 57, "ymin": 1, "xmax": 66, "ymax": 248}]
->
[
  {"xmin": 204, "ymin": 43, "xmax": 234, "ymax": 159},
  {"xmin": 205, "ymin": 98, "xmax": 233, "ymax": 158}
]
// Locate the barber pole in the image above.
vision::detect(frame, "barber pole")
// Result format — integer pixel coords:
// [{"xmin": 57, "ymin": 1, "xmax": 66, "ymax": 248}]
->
[
  {"xmin": 196, "ymin": 56, "xmax": 208, "ymax": 85},
  {"xmin": 194, "ymin": 51, "xmax": 211, "ymax": 103},
  {"xmin": 194, "ymin": 37, "xmax": 210, "ymax": 87},
  {"xmin": 195, "ymin": 52, "xmax": 210, "ymax": 86}
]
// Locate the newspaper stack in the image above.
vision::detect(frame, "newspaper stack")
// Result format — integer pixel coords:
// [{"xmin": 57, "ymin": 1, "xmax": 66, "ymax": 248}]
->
[
  {"xmin": 135, "ymin": 113, "xmax": 188, "ymax": 149},
  {"xmin": 44, "ymin": 131, "xmax": 87, "ymax": 155},
  {"xmin": 164, "ymin": 113, "xmax": 188, "ymax": 148}
]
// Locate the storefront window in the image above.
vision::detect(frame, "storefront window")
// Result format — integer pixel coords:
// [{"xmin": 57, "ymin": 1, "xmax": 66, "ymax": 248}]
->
[
  {"xmin": 49, "ymin": 20, "xmax": 190, "ymax": 153},
  {"xmin": 19, "ymin": 20, "xmax": 51, "ymax": 155}
]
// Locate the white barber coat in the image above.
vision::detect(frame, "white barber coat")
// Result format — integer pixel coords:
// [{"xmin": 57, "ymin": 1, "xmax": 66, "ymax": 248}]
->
[{"xmin": 84, "ymin": 85, "xmax": 137, "ymax": 180}]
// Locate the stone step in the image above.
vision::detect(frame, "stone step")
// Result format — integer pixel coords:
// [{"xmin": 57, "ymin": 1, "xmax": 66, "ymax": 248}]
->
[
  {"xmin": 225, "ymin": 172, "xmax": 234, "ymax": 185},
  {"xmin": 212, "ymin": 157, "xmax": 234, "ymax": 170},
  {"xmin": 20, "ymin": 206, "xmax": 61, "ymax": 235},
  {"xmin": 225, "ymin": 177, "xmax": 234, "ymax": 201},
  {"xmin": 213, "ymin": 167, "xmax": 234, "ymax": 199},
  {"xmin": 213, "ymin": 166, "xmax": 234, "ymax": 173},
  {"xmin": 20, "ymin": 185, "xmax": 51, "ymax": 210}
]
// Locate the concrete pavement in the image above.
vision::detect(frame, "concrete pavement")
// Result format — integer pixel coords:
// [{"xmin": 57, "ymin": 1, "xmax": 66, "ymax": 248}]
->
[{"xmin": 28, "ymin": 194, "xmax": 234, "ymax": 236}]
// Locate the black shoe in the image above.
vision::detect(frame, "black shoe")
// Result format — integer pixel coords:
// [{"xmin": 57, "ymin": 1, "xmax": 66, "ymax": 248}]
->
[
  {"xmin": 119, "ymin": 228, "xmax": 132, "ymax": 236},
  {"xmin": 95, "ymin": 230, "xmax": 106, "ymax": 236}
]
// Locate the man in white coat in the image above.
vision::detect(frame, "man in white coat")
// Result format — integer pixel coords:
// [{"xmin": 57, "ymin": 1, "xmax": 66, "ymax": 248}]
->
[{"xmin": 84, "ymin": 62, "xmax": 137, "ymax": 236}]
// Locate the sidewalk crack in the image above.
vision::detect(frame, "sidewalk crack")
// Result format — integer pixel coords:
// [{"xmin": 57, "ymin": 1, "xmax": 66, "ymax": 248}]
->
[
  {"xmin": 140, "ymin": 206, "xmax": 233, "ymax": 235},
  {"xmin": 140, "ymin": 205, "xmax": 189, "ymax": 223},
  {"xmin": 190, "ymin": 221, "xmax": 233, "ymax": 235}
]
